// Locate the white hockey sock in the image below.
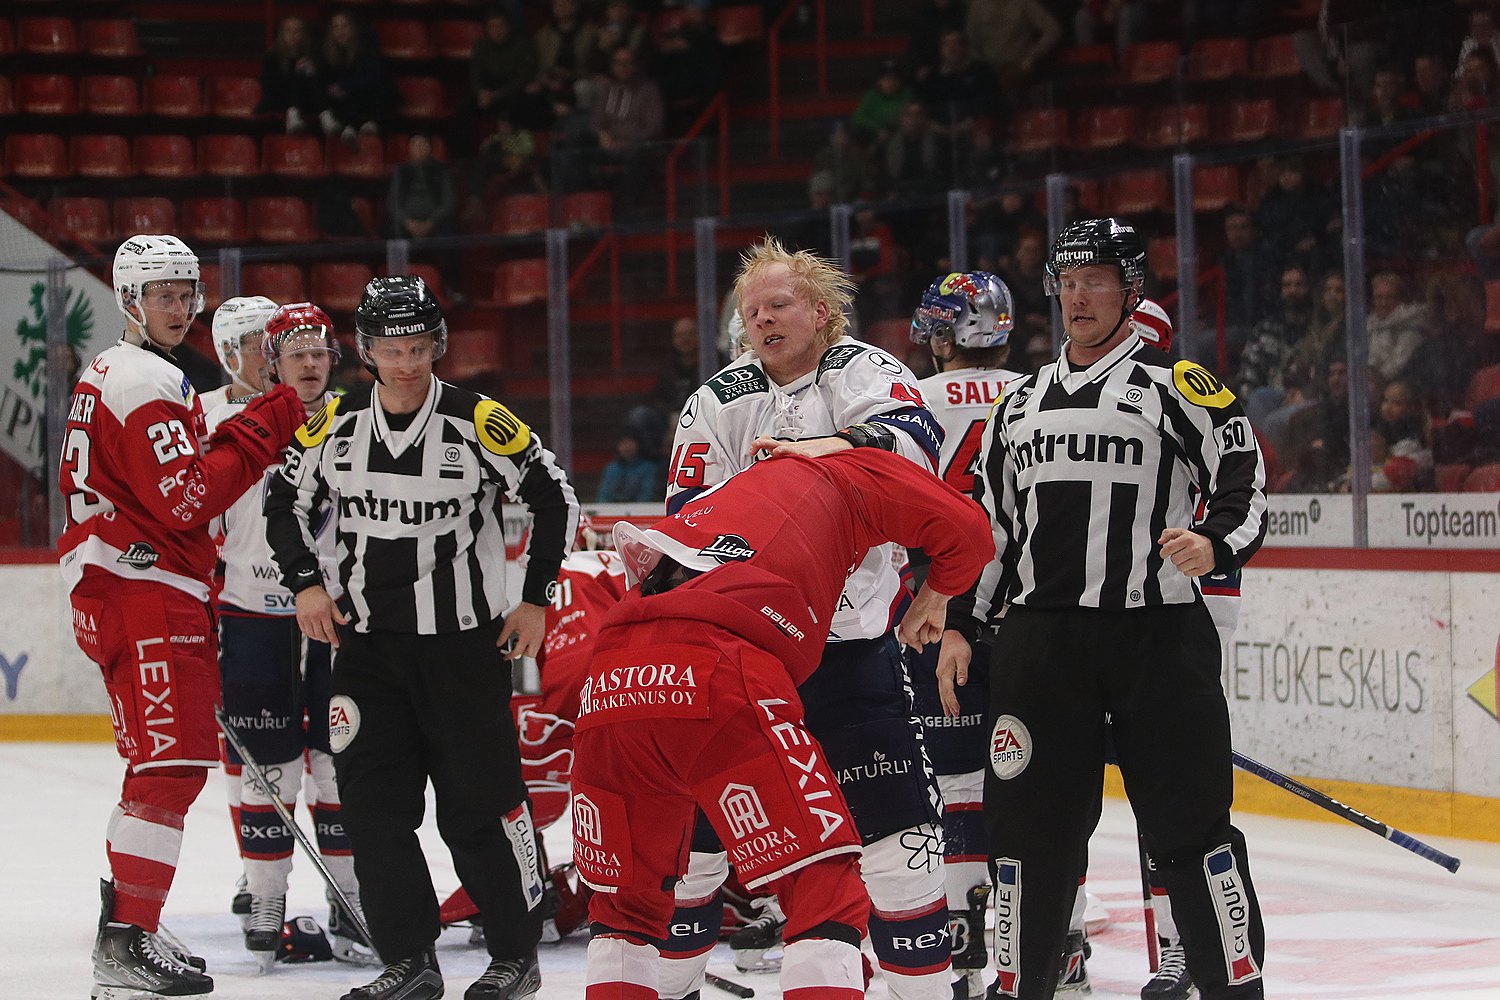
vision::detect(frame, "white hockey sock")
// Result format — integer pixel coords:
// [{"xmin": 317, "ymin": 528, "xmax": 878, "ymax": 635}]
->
[
  {"xmin": 587, "ymin": 934, "xmax": 659, "ymax": 998},
  {"xmin": 781, "ymin": 937, "xmax": 863, "ymax": 998}
]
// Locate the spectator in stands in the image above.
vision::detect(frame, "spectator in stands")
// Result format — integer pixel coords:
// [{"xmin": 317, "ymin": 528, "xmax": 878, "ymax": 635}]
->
[
  {"xmin": 1283, "ymin": 356, "xmax": 1350, "ymax": 493},
  {"xmin": 1236, "ymin": 264, "xmax": 1315, "ymax": 410},
  {"xmin": 598, "ymin": 0, "xmax": 651, "ymax": 66},
  {"xmin": 911, "ymin": 0, "xmax": 970, "ymax": 85},
  {"xmin": 1401, "ymin": 274, "xmax": 1484, "ymax": 420},
  {"xmin": 470, "ymin": 115, "xmax": 543, "ymax": 205},
  {"xmin": 881, "ymin": 101, "xmax": 947, "ymax": 199},
  {"xmin": 387, "ymin": 135, "xmax": 460, "ymax": 293},
  {"xmin": 813, "ymin": 121, "xmax": 872, "ymax": 204},
  {"xmin": 852, "ymin": 60, "xmax": 915, "ymax": 146},
  {"xmin": 1259, "ymin": 362, "xmax": 1320, "ymax": 463},
  {"xmin": 917, "ymin": 29, "xmax": 1000, "ymax": 135},
  {"xmin": 319, "ymin": 11, "xmax": 396, "ymax": 140},
  {"xmin": 1450, "ymin": 45, "xmax": 1498, "ymax": 111},
  {"xmin": 596, "ymin": 433, "xmax": 662, "ymax": 503},
  {"xmin": 656, "ymin": 0, "xmax": 725, "ymax": 104},
  {"xmin": 1367, "ymin": 271, "xmax": 1428, "ymax": 382},
  {"xmin": 1410, "ymin": 53, "xmax": 1450, "ymax": 115},
  {"xmin": 1362, "ymin": 66, "xmax": 1412, "ymax": 127},
  {"xmin": 257, "ymin": 15, "xmax": 324, "ymax": 134},
  {"xmin": 469, "ymin": 10, "xmax": 539, "ymax": 122},
  {"xmin": 535, "ymin": 0, "xmax": 604, "ymax": 103},
  {"xmin": 1002, "ymin": 229, "xmax": 1052, "ymax": 362},
  {"xmin": 1373, "ymin": 379, "xmax": 1432, "ymax": 478},
  {"xmin": 778, "ymin": 172, "xmax": 837, "ymax": 258},
  {"xmin": 590, "ymin": 46, "xmax": 665, "ymax": 217},
  {"xmin": 1288, "ymin": 270, "xmax": 1346, "ymax": 377},
  {"xmin": 848, "ymin": 206, "xmax": 902, "ymax": 326},
  {"xmin": 974, "ymin": 189, "xmax": 1045, "ymax": 274},
  {"xmin": 1295, "ymin": 0, "xmax": 1389, "ymax": 101},
  {"xmin": 1218, "ymin": 208, "xmax": 1275, "ymax": 357},
  {"xmin": 1074, "ymin": 1, "xmax": 1153, "ymax": 62},
  {"xmin": 1457, "ymin": 7, "xmax": 1500, "ymax": 78},
  {"xmin": 955, "ymin": 120, "xmax": 1006, "ymax": 195},
  {"xmin": 965, "ymin": 0, "xmax": 1062, "ymax": 90},
  {"xmin": 651, "ymin": 317, "xmax": 703, "ymax": 417},
  {"xmin": 1254, "ymin": 156, "xmax": 1339, "ymax": 276}
]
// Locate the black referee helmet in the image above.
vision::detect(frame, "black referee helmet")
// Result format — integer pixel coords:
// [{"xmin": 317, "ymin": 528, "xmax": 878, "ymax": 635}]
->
[
  {"xmin": 354, "ymin": 275, "xmax": 448, "ymax": 378},
  {"xmin": 1042, "ymin": 218, "xmax": 1147, "ymax": 297}
]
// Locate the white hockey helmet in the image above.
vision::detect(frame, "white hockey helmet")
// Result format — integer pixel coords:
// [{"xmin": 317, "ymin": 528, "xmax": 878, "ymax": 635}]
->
[
  {"xmin": 113, "ymin": 234, "xmax": 204, "ymax": 327},
  {"xmin": 211, "ymin": 296, "xmax": 280, "ymax": 375}
]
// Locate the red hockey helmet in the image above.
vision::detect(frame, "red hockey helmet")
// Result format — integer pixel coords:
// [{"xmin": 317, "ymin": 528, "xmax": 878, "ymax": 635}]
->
[
  {"xmin": 1130, "ymin": 297, "xmax": 1173, "ymax": 352},
  {"xmin": 262, "ymin": 302, "xmax": 341, "ymax": 383}
]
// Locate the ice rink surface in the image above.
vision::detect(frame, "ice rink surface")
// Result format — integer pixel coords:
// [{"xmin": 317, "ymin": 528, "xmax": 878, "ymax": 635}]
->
[{"xmin": 4, "ymin": 742, "xmax": 1499, "ymax": 1000}]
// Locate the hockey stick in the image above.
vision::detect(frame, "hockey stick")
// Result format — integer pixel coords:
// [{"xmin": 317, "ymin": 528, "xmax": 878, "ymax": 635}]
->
[
  {"xmin": 705, "ymin": 972, "xmax": 755, "ymax": 998},
  {"xmin": 216, "ymin": 708, "xmax": 378, "ymax": 947},
  {"xmin": 1231, "ymin": 751, "xmax": 1461, "ymax": 873},
  {"xmin": 1137, "ymin": 833, "xmax": 1158, "ymax": 973}
]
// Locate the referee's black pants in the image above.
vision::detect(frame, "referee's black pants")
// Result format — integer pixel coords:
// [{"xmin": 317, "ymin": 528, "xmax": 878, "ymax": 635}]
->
[
  {"xmin": 331, "ymin": 622, "xmax": 543, "ymax": 964},
  {"xmin": 984, "ymin": 602, "xmax": 1264, "ymax": 1000}
]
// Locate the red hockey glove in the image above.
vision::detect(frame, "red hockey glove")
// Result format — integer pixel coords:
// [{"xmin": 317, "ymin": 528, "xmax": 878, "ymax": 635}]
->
[{"xmin": 211, "ymin": 384, "xmax": 306, "ymax": 467}]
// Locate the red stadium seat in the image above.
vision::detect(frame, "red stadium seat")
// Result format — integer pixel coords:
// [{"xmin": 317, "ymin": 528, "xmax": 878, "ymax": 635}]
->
[
  {"xmin": 1056, "ymin": 44, "xmax": 1114, "ymax": 75},
  {"xmin": 18, "ymin": 17, "xmax": 78, "ymax": 54},
  {"xmin": 17, "ymin": 74, "xmax": 77, "ymax": 115},
  {"xmin": 494, "ymin": 193, "xmax": 551, "ymax": 235},
  {"xmin": 1121, "ymin": 41, "xmax": 1180, "ymax": 84},
  {"xmin": 247, "ymin": 196, "xmax": 316, "ymax": 243},
  {"xmin": 1072, "ymin": 106, "xmax": 1138, "ymax": 151},
  {"xmin": 1434, "ymin": 463, "xmax": 1472, "ymax": 493},
  {"xmin": 1140, "ymin": 104, "xmax": 1209, "ymax": 149},
  {"xmin": 350, "ymin": 196, "xmax": 379, "ymax": 238},
  {"xmin": 492, "ymin": 259, "xmax": 548, "ymax": 307},
  {"xmin": 82, "ymin": 19, "xmax": 141, "ymax": 57},
  {"xmin": 397, "ymin": 77, "xmax": 450, "ymax": 118},
  {"xmin": 442, "ymin": 328, "xmax": 502, "ymax": 379},
  {"xmin": 70, "ymin": 135, "xmax": 130, "ymax": 178},
  {"xmin": 208, "ymin": 77, "xmax": 262, "ymax": 119},
  {"xmin": 0, "ymin": 80, "xmax": 12, "ymax": 117},
  {"xmin": 1299, "ymin": 98, "xmax": 1345, "ymax": 138},
  {"xmin": 377, "ymin": 20, "xmax": 432, "ymax": 58},
  {"xmin": 200, "ymin": 134, "xmax": 260, "ymax": 177},
  {"xmin": 80, "ymin": 75, "xmax": 140, "ymax": 116},
  {"xmin": 7, "ymin": 135, "xmax": 69, "ymax": 178},
  {"xmin": 263, "ymin": 134, "xmax": 326, "ymax": 177},
  {"xmin": 1252, "ymin": 34, "xmax": 1300, "ymax": 79},
  {"xmin": 562, "ymin": 191, "xmax": 612, "ymax": 229},
  {"xmin": 114, "ymin": 197, "xmax": 176, "ymax": 237},
  {"xmin": 1188, "ymin": 38, "xmax": 1249, "ymax": 81},
  {"xmin": 1010, "ymin": 109, "xmax": 1070, "ymax": 154},
  {"xmin": 432, "ymin": 20, "xmax": 483, "ymax": 59},
  {"xmin": 0, "ymin": 21, "xmax": 13, "ymax": 55},
  {"xmin": 134, "ymin": 135, "xmax": 197, "ymax": 178},
  {"xmin": 329, "ymin": 135, "xmax": 386, "ymax": 178},
  {"xmin": 1192, "ymin": 164, "xmax": 1241, "ymax": 212},
  {"xmin": 1467, "ymin": 365, "xmax": 1500, "ymax": 409},
  {"xmin": 145, "ymin": 76, "xmax": 204, "ymax": 117},
  {"xmin": 1147, "ymin": 235, "xmax": 1178, "ymax": 283},
  {"xmin": 1104, "ymin": 170, "xmax": 1170, "ymax": 216},
  {"xmin": 181, "ymin": 196, "xmax": 247, "ymax": 244},
  {"xmin": 199, "ymin": 263, "xmax": 225, "ymax": 312},
  {"xmin": 715, "ymin": 5, "xmax": 765, "ymax": 45},
  {"xmin": 49, "ymin": 198, "xmax": 112, "ymax": 244},
  {"xmin": 1226, "ymin": 99, "xmax": 1277, "ymax": 143},
  {"xmin": 1462, "ymin": 464, "xmax": 1500, "ymax": 492},
  {"xmin": 242, "ymin": 264, "xmax": 308, "ymax": 305},
  {"xmin": 312, "ymin": 263, "xmax": 376, "ymax": 312}
]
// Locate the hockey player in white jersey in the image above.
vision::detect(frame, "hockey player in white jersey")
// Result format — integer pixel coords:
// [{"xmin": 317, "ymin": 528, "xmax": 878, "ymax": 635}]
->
[
  {"xmin": 201, "ymin": 295, "xmax": 278, "ymax": 412},
  {"xmin": 207, "ymin": 302, "xmax": 373, "ymax": 973},
  {"xmin": 905, "ymin": 271, "xmax": 1022, "ymax": 1000},
  {"xmin": 663, "ymin": 237, "xmax": 954, "ymax": 1000}
]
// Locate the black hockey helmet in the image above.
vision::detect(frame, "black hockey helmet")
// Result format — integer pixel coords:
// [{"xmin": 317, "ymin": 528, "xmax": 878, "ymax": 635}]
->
[
  {"xmin": 353, "ymin": 275, "xmax": 447, "ymax": 377},
  {"xmin": 1043, "ymin": 218, "xmax": 1147, "ymax": 297}
]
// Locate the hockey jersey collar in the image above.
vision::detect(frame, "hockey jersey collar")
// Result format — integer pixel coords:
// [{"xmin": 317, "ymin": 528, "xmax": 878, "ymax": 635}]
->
[
  {"xmin": 370, "ymin": 374, "xmax": 439, "ymax": 458},
  {"xmin": 1056, "ymin": 330, "xmax": 1141, "ymax": 393}
]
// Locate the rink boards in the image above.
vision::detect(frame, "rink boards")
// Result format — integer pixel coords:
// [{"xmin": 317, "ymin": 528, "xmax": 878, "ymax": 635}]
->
[{"xmin": 3, "ymin": 512, "xmax": 1498, "ymax": 843}]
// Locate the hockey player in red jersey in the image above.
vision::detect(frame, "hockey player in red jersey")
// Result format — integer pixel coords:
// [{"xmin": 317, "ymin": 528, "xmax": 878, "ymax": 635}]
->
[
  {"xmin": 573, "ymin": 448, "xmax": 993, "ymax": 1000},
  {"xmin": 59, "ymin": 234, "xmax": 306, "ymax": 999}
]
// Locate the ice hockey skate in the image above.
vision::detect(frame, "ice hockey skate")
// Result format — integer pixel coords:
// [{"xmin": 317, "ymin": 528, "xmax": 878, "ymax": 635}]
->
[
  {"xmin": 1057, "ymin": 929, "xmax": 1092, "ymax": 994},
  {"xmin": 150, "ymin": 924, "xmax": 206, "ymax": 972},
  {"xmin": 230, "ymin": 874, "xmax": 251, "ymax": 931},
  {"xmin": 1141, "ymin": 943, "xmax": 1197, "ymax": 1000},
  {"xmin": 328, "ymin": 886, "xmax": 382, "ymax": 966},
  {"xmin": 729, "ymin": 895, "xmax": 786, "ymax": 973},
  {"xmin": 244, "ymin": 894, "xmax": 286, "ymax": 974},
  {"xmin": 340, "ymin": 947, "xmax": 443, "ymax": 1000},
  {"xmin": 465, "ymin": 948, "xmax": 541, "ymax": 1000},
  {"xmin": 92, "ymin": 881, "xmax": 213, "ymax": 999}
]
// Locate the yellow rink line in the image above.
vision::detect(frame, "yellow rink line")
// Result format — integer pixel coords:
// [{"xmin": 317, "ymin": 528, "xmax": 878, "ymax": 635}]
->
[{"xmin": 4, "ymin": 715, "xmax": 1497, "ymax": 843}]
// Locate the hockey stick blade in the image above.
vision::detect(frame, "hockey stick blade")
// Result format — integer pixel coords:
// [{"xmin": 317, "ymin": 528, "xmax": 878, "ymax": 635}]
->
[
  {"xmin": 1232, "ymin": 751, "xmax": 1461, "ymax": 873},
  {"xmin": 706, "ymin": 972, "xmax": 755, "ymax": 998},
  {"xmin": 216, "ymin": 708, "xmax": 380, "ymax": 946}
]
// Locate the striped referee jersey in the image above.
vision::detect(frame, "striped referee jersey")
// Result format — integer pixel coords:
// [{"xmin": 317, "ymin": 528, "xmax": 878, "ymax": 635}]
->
[
  {"xmin": 266, "ymin": 375, "xmax": 579, "ymax": 634},
  {"xmin": 955, "ymin": 332, "xmax": 1267, "ymax": 627}
]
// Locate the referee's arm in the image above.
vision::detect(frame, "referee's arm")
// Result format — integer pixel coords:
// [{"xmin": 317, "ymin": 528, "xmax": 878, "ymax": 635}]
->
[
  {"xmin": 946, "ymin": 399, "xmax": 1017, "ymax": 643},
  {"xmin": 265, "ymin": 437, "xmax": 331, "ymax": 596},
  {"xmin": 499, "ymin": 437, "xmax": 581, "ymax": 607}
]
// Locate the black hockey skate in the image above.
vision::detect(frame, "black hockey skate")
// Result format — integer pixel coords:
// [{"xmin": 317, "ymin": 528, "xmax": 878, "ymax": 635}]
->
[
  {"xmin": 1057, "ymin": 929, "xmax": 1091, "ymax": 995},
  {"xmin": 729, "ymin": 896, "xmax": 786, "ymax": 974},
  {"xmin": 231, "ymin": 874, "xmax": 251, "ymax": 930},
  {"xmin": 464, "ymin": 948, "xmax": 541, "ymax": 1000},
  {"xmin": 92, "ymin": 881, "xmax": 213, "ymax": 999},
  {"xmin": 328, "ymin": 886, "xmax": 382, "ymax": 966},
  {"xmin": 1141, "ymin": 943, "xmax": 1197, "ymax": 1000},
  {"xmin": 245, "ymin": 894, "xmax": 286, "ymax": 974},
  {"xmin": 950, "ymin": 883, "xmax": 991, "ymax": 999},
  {"xmin": 150, "ymin": 924, "xmax": 207, "ymax": 972},
  {"xmin": 340, "ymin": 947, "xmax": 444, "ymax": 1000}
]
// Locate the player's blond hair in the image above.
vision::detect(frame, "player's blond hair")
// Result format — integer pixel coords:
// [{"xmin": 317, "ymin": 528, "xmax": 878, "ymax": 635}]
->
[{"xmin": 733, "ymin": 236, "xmax": 855, "ymax": 348}]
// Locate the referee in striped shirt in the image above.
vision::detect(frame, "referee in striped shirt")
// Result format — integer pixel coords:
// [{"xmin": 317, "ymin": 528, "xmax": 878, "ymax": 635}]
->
[
  {"xmin": 939, "ymin": 220, "xmax": 1268, "ymax": 1000},
  {"xmin": 266, "ymin": 276, "xmax": 579, "ymax": 1000}
]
